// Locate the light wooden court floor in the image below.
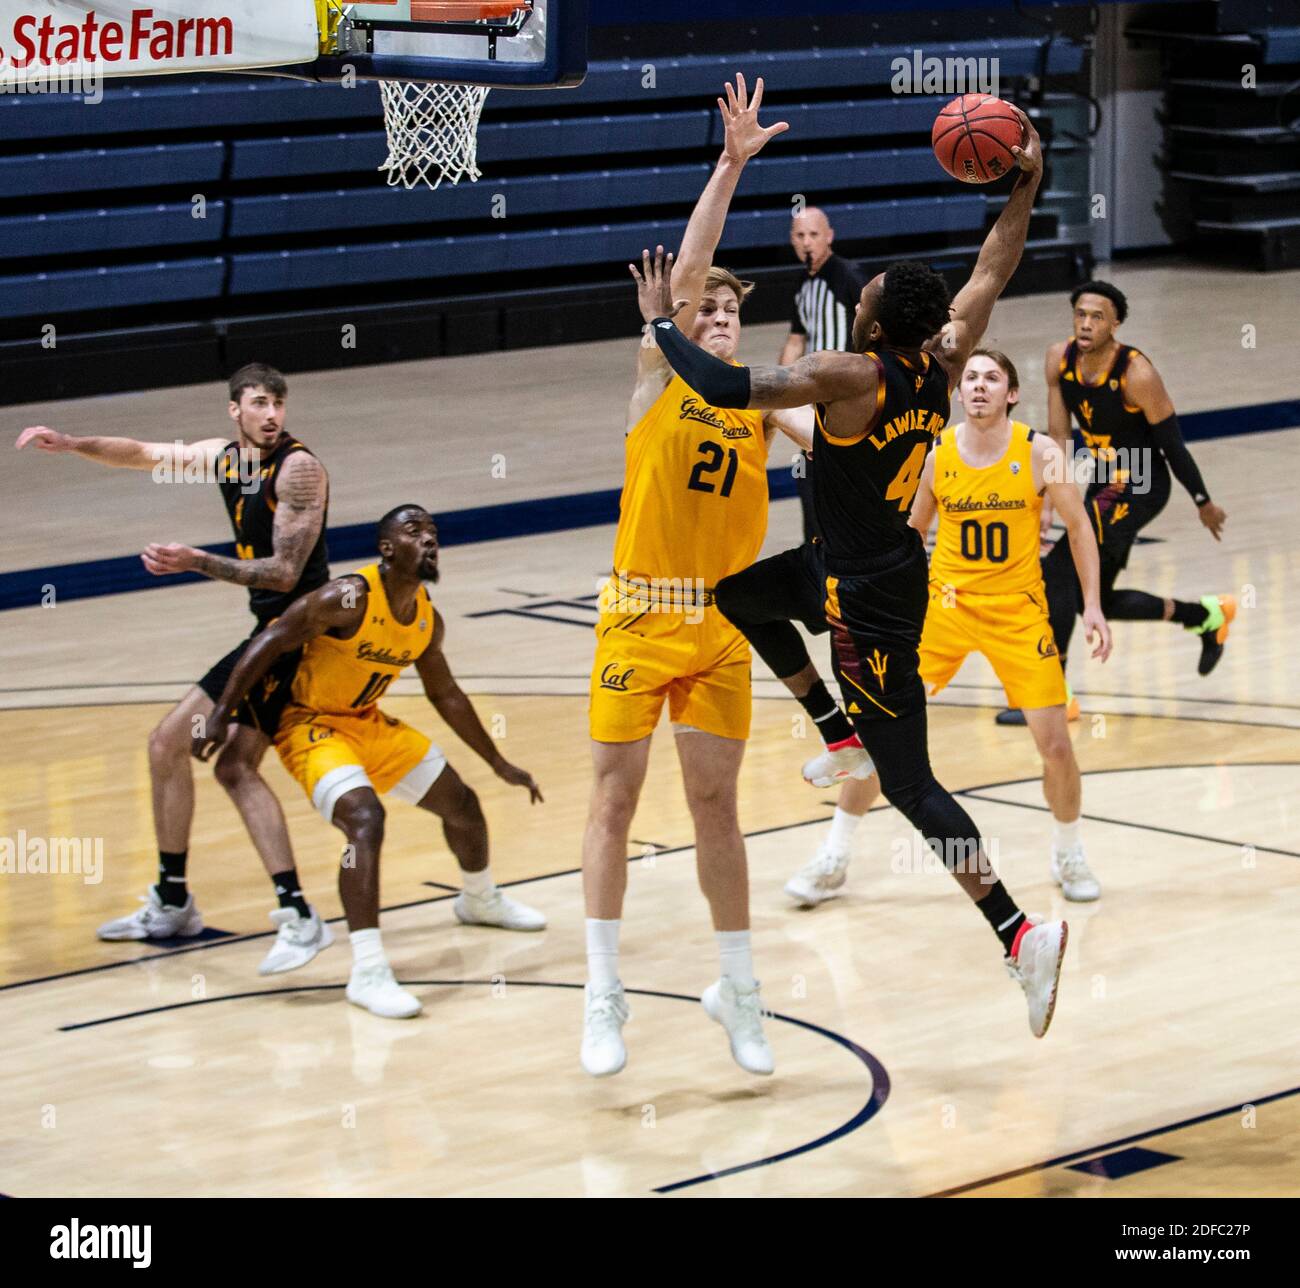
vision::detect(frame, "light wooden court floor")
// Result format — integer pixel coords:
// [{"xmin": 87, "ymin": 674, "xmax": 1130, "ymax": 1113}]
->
[{"xmin": 1, "ymin": 265, "xmax": 1298, "ymax": 1196}]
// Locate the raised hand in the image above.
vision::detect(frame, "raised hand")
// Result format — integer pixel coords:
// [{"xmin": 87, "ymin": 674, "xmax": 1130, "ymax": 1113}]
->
[
  {"xmin": 719, "ymin": 73, "xmax": 789, "ymax": 165},
  {"xmin": 1007, "ymin": 103, "xmax": 1043, "ymax": 182},
  {"xmin": 16, "ymin": 426, "xmax": 75, "ymax": 453},
  {"xmin": 629, "ymin": 245, "xmax": 689, "ymax": 324}
]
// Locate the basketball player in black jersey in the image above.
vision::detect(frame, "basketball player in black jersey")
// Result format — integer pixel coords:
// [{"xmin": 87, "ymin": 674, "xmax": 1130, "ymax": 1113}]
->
[
  {"xmin": 995, "ymin": 280, "xmax": 1232, "ymax": 724},
  {"xmin": 16, "ymin": 365, "xmax": 333, "ymax": 974},
  {"xmin": 650, "ymin": 107, "xmax": 1073, "ymax": 1038}
]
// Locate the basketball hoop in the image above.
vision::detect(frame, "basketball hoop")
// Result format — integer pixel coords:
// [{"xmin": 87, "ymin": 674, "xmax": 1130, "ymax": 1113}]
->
[{"xmin": 369, "ymin": 1, "xmax": 536, "ymax": 190}]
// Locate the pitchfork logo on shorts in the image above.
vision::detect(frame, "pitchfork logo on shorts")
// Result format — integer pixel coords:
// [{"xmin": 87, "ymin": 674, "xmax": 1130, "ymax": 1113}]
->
[
  {"xmin": 599, "ymin": 663, "xmax": 635, "ymax": 692},
  {"xmin": 867, "ymin": 649, "xmax": 889, "ymax": 689}
]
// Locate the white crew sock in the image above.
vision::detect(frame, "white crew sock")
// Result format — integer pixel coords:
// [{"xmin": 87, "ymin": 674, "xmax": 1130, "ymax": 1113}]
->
[
  {"xmin": 1053, "ymin": 817, "xmax": 1082, "ymax": 852},
  {"xmin": 716, "ymin": 929, "xmax": 756, "ymax": 990},
  {"xmin": 350, "ymin": 927, "xmax": 385, "ymax": 970},
  {"xmin": 586, "ymin": 918, "xmax": 621, "ymax": 988},
  {"xmin": 827, "ymin": 806, "xmax": 863, "ymax": 856},
  {"xmin": 461, "ymin": 868, "xmax": 495, "ymax": 899}
]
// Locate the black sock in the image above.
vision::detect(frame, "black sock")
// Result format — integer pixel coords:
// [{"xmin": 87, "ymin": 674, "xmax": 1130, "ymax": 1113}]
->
[
  {"xmin": 156, "ymin": 850, "xmax": 188, "ymax": 908},
  {"xmin": 799, "ymin": 680, "xmax": 855, "ymax": 746},
  {"xmin": 1170, "ymin": 598, "xmax": 1209, "ymax": 629},
  {"xmin": 976, "ymin": 880, "xmax": 1026, "ymax": 955},
  {"xmin": 273, "ymin": 867, "xmax": 311, "ymax": 918}
]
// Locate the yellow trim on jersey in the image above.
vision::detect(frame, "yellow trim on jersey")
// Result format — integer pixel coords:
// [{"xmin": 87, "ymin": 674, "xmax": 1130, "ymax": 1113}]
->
[{"xmin": 821, "ymin": 351, "xmax": 886, "ymax": 448}]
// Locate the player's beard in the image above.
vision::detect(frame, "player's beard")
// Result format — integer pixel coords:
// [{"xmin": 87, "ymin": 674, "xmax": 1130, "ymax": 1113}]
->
[{"xmin": 237, "ymin": 412, "xmax": 282, "ymax": 452}]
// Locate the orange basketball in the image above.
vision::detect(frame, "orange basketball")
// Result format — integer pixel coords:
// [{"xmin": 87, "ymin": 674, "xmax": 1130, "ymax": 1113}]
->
[{"xmin": 931, "ymin": 94, "xmax": 1023, "ymax": 184}]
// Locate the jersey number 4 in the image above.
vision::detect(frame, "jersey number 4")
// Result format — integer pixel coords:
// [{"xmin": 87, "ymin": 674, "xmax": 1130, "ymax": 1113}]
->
[
  {"xmin": 687, "ymin": 442, "xmax": 739, "ymax": 497},
  {"xmin": 884, "ymin": 443, "xmax": 928, "ymax": 512}
]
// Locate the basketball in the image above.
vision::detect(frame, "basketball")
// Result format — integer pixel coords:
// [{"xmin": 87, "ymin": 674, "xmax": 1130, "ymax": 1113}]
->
[{"xmin": 931, "ymin": 94, "xmax": 1024, "ymax": 184}]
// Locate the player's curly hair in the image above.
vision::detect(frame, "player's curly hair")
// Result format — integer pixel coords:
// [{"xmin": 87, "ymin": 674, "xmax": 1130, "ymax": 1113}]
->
[
  {"xmin": 878, "ymin": 261, "xmax": 952, "ymax": 348},
  {"xmin": 1070, "ymin": 279, "xmax": 1128, "ymax": 323}
]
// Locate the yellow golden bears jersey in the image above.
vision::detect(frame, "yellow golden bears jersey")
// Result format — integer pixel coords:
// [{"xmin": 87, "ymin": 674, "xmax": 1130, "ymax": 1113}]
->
[
  {"xmin": 610, "ymin": 372, "xmax": 768, "ymax": 592},
  {"xmin": 290, "ymin": 563, "xmax": 435, "ymax": 716},
  {"xmin": 929, "ymin": 421, "xmax": 1044, "ymax": 594}
]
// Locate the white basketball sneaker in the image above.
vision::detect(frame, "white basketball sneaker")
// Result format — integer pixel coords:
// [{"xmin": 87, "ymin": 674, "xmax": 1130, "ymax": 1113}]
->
[
  {"xmin": 453, "ymin": 889, "xmax": 547, "ymax": 931},
  {"xmin": 346, "ymin": 963, "xmax": 422, "ymax": 1019},
  {"xmin": 784, "ymin": 843, "xmax": 851, "ymax": 907},
  {"xmin": 1005, "ymin": 919, "xmax": 1068, "ymax": 1038},
  {"xmin": 1051, "ymin": 846, "xmax": 1101, "ymax": 902},
  {"xmin": 96, "ymin": 887, "xmax": 203, "ymax": 941},
  {"xmin": 258, "ymin": 907, "xmax": 335, "ymax": 976},
  {"xmin": 702, "ymin": 978, "xmax": 774, "ymax": 1075},
  {"xmin": 581, "ymin": 982, "xmax": 629, "ymax": 1077},
  {"xmin": 802, "ymin": 743, "xmax": 875, "ymax": 789}
]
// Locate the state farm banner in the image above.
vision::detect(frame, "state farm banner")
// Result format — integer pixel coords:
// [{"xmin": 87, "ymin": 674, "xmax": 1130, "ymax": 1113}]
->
[{"xmin": 0, "ymin": 2, "xmax": 319, "ymax": 78}]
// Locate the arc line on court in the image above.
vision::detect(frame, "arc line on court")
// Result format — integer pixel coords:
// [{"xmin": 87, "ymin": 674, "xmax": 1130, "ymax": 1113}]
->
[{"xmin": 52, "ymin": 978, "xmax": 891, "ymax": 1198}]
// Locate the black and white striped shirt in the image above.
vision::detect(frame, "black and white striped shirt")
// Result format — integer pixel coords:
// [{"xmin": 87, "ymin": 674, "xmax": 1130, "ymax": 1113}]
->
[{"xmin": 790, "ymin": 254, "xmax": 867, "ymax": 353}]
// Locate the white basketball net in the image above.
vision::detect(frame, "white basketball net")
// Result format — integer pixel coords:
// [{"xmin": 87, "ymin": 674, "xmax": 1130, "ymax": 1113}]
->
[{"xmin": 378, "ymin": 80, "xmax": 491, "ymax": 190}]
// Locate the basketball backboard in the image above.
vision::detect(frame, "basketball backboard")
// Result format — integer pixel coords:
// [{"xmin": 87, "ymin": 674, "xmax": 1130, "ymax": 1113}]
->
[{"xmin": 316, "ymin": 0, "xmax": 587, "ymax": 89}]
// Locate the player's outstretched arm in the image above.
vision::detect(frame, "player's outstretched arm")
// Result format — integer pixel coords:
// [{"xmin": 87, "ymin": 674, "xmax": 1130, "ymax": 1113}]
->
[
  {"xmin": 414, "ymin": 618, "xmax": 543, "ymax": 803},
  {"xmin": 907, "ymin": 451, "xmax": 939, "ymax": 538},
  {"xmin": 670, "ymin": 73, "xmax": 788, "ymax": 327},
  {"xmin": 16, "ymin": 426, "xmax": 226, "ymax": 473},
  {"xmin": 927, "ymin": 106, "xmax": 1044, "ymax": 387},
  {"xmin": 142, "ymin": 451, "xmax": 329, "ymax": 589},
  {"xmin": 1036, "ymin": 436, "xmax": 1112, "ymax": 661},
  {"xmin": 192, "ymin": 577, "xmax": 366, "ymax": 761},
  {"xmin": 1125, "ymin": 355, "xmax": 1226, "ymax": 539},
  {"xmin": 651, "ymin": 319, "xmax": 874, "ymax": 412}
]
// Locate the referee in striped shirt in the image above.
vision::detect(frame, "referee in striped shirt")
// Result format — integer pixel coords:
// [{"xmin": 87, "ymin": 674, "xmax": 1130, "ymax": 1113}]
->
[{"xmin": 779, "ymin": 207, "xmax": 867, "ymax": 538}]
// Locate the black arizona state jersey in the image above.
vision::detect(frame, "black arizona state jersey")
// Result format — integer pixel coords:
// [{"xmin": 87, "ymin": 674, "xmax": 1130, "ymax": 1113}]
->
[
  {"xmin": 813, "ymin": 347, "xmax": 950, "ymax": 558},
  {"xmin": 1059, "ymin": 339, "xmax": 1168, "ymax": 502},
  {"xmin": 216, "ymin": 435, "xmax": 330, "ymax": 623}
]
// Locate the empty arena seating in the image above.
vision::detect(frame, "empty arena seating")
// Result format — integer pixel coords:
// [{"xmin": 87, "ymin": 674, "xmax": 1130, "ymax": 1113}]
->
[
  {"xmin": 1, "ymin": 35, "xmax": 1089, "ymax": 396},
  {"xmin": 1133, "ymin": 18, "xmax": 1300, "ymax": 270}
]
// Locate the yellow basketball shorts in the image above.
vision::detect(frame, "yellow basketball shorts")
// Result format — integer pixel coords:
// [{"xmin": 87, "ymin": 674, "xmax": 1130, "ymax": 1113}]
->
[
  {"xmin": 919, "ymin": 583, "xmax": 1068, "ymax": 711},
  {"xmin": 275, "ymin": 704, "xmax": 444, "ymax": 821},
  {"xmin": 588, "ymin": 606, "xmax": 752, "ymax": 742}
]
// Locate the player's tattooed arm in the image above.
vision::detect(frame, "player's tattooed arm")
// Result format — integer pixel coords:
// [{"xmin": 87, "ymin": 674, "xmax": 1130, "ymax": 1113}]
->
[
  {"xmin": 192, "ymin": 577, "xmax": 366, "ymax": 761},
  {"xmin": 414, "ymin": 617, "xmax": 543, "ymax": 803},
  {"xmin": 1034, "ymin": 435, "xmax": 1112, "ymax": 661},
  {"xmin": 16, "ymin": 427, "xmax": 227, "ymax": 474},
  {"xmin": 927, "ymin": 106, "xmax": 1043, "ymax": 387},
  {"xmin": 166, "ymin": 452, "xmax": 329, "ymax": 590},
  {"xmin": 906, "ymin": 450, "xmax": 939, "ymax": 537}
]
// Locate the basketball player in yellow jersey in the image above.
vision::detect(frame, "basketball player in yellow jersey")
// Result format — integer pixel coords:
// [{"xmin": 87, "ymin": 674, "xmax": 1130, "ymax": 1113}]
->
[
  {"xmin": 581, "ymin": 76, "xmax": 815, "ymax": 1078},
  {"xmin": 196, "ymin": 505, "xmax": 545, "ymax": 1020},
  {"xmin": 810, "ymin": 351, "xmax": 1114, "ymax": 904}
]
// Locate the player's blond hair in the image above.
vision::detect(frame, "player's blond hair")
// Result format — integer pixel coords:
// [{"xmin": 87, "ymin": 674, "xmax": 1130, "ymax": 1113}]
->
[{"xmin": 704, "ymin": 267, "xmax": 755, "ymax": 306}]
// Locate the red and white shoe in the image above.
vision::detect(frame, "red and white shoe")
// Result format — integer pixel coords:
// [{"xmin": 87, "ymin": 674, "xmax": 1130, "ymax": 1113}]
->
[
  {"xmin": 802, "ymin": 741, "xmax": 875, "ymax": 789},
  {"xmin": 1005, "ymin": 918, "xmax": 1068, "ymax": 1038}
]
